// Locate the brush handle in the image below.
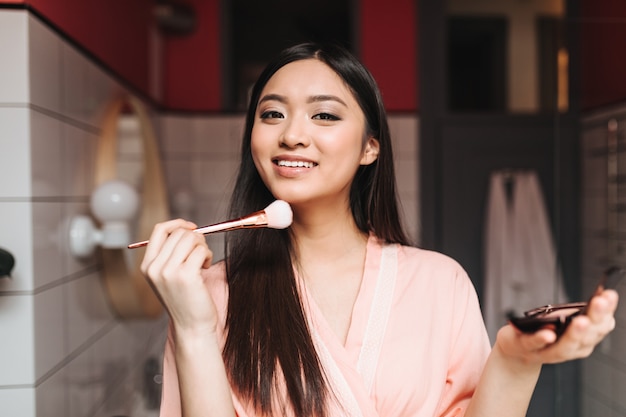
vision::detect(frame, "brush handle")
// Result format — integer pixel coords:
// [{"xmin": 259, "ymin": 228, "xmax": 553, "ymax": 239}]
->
[{"xmin": 127, "ymin": 210, "xmax": 268, "ymax": 249}]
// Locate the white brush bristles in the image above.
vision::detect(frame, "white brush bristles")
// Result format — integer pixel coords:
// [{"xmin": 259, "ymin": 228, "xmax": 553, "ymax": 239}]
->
[{"xmin": 264, "ymin": 200, "xmax": 293, "ymax": 229}]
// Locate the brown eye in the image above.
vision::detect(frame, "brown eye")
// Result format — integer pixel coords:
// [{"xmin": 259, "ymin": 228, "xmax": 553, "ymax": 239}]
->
[
  {"xmin": 312, "ymin": 113, "xmax": 340, "ymax": 121},
  {"xmin": 260, "ymin": 110, "xmax": 284, "ymax": 119}
]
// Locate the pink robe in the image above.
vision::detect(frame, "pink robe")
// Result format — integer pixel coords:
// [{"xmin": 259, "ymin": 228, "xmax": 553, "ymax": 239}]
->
[{"xmin": 159, "ymin": 235, "xmax": 491, "ymax": 416}]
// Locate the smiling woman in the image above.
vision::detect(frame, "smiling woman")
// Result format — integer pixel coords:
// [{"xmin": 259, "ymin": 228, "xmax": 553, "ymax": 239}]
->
[{"xmin": 141, "ymin": 42, "xmax": 618, "ymax": 417}]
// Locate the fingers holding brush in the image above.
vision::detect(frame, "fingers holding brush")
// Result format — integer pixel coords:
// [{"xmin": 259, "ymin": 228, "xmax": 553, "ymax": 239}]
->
[{"xmin": 140, "ymin": 219, "xmax": 218, "ymax": 333}]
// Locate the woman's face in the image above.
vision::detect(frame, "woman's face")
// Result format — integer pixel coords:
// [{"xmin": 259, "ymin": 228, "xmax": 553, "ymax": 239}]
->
[{"xmin": 251, "ymin": 59, "xmax": 379, "ymax": 207}]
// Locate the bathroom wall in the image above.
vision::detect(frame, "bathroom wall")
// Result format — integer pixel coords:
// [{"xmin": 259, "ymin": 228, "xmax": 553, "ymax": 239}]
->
[
  {"xmin": 580, "ymin": 105, "xmax": 626, "ymax": 416},
  {"xmin": 0, "ymin": 5, "xmax": 421, "ymax": 416},
  {"xmin": 0, "ymin": 10, "xmax": 166, "ymax": 417}
]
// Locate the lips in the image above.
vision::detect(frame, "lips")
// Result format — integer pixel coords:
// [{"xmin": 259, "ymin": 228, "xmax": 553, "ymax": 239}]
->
[{"xmin": 272, "ymin": 156, "xmax": 318, "ymax": 169}]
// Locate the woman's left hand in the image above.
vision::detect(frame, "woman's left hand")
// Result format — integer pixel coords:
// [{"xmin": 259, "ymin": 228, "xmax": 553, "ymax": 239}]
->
[
  {"xmin": 495, "ymin": 289, "xmax": 619, "ymax": 366},
  {"xmin": 466, "ymin": 289, "xmax": 618, "ymax": 417}
]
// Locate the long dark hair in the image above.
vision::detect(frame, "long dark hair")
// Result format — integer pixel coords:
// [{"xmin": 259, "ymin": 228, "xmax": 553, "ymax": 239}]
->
[{"xmin": 223, "ymin": 42, "xmax": 410, "ymax": 416}]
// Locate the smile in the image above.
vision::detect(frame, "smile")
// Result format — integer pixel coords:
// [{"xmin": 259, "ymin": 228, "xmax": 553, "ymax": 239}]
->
[{"xmin": 275, "ymin": 160, "xmax": 317, "ymax": 168}]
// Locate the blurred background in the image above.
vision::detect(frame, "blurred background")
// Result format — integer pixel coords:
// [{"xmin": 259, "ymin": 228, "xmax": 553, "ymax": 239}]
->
[{"xmin": 0, "ymin": 0, "xmax": 623, "ymax": 416}]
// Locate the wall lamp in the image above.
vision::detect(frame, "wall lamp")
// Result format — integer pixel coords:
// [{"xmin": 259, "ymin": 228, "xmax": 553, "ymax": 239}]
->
[{"xmin": 69, "ymin": 179, "xmax": 139, "ymax": 258}]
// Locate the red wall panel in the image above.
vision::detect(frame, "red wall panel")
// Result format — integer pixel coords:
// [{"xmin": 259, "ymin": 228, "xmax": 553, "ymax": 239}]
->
[
  {"xmin": 0, "ymin": 0, "xmax": 222, "ymax": 111},
  {"xmin": 360, "ymin": 0, "xmax": 418, "ymax": 112},
  {"xmin": 1, "ymin": 0, "xmax": 418, "ymax": 112},
  {"xmin": 162, "ymin": 0, "xmax": 221, "ymax": 111},
  {"xmin": 581, "ymin": 0, "xmax": 626, "ymax": 110},
  {"xmin": 0, "ymin": 0, "xmax": 154, "ymax": 99}
]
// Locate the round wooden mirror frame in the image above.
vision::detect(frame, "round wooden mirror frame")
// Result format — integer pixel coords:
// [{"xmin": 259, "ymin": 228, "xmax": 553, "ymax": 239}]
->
[{"xmin": 94, "ymin": 95, "xmax": 169, "ymax": 319}]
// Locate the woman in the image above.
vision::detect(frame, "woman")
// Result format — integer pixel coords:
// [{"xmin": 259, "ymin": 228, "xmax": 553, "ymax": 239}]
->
[{"xmin": 141, "ymin": 43, "xmax": 618, "ymax": 417}]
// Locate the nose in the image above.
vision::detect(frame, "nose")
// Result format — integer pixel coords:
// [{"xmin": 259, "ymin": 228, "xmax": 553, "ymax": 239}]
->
[{"xmin": 280, "ymin": 116, "xmax": 310, "ymax": 148}]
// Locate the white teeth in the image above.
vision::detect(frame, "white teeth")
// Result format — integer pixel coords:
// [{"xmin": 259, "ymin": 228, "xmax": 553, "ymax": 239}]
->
[{"xmin": 277, "ymin": 160, "xmax": 315, "ymax": 168}]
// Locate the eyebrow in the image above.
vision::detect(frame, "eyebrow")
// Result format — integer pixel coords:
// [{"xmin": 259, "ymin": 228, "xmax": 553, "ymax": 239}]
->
[{"xmin": 258, "ymin": 93, "xmax": 348, "ymax": 107}]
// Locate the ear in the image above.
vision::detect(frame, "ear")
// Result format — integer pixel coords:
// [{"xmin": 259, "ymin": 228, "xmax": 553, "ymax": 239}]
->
[{"xmin": 360, "ymin": 137, "xmax": 380, "ymax": 166}]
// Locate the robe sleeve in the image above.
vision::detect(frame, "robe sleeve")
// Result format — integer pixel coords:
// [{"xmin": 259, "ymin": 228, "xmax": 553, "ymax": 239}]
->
[{"xmin": 436, "ymin": 267, "xmax": 492, "ymax": 417}]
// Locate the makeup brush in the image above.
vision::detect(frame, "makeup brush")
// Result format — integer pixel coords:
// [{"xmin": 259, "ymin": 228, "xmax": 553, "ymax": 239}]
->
[{"xmin": 128, "ymin": 200, "xmax": 293, "ymax": 249}]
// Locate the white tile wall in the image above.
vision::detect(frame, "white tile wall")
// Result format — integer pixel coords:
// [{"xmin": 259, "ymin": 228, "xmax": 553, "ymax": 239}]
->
[
  {"xmin": 0, "ymin": 9, "xmax": 166, "ymax": 416},
  {"xmin": 581, "ymin": 106, "xmax": 626, "ymax": 416}
]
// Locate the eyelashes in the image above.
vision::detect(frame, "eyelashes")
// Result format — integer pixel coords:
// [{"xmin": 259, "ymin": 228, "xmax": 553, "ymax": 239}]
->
[
  {"xmin": 312, "ymin": 113, "xmax": 340, "ymax": 121},
  {"xmin": 258, "ymin": 110, "xmax": 341, "ymax": 122},
  {"xmin": 260, "ymin": 110, "xmax": 284, "ymax": 119}
]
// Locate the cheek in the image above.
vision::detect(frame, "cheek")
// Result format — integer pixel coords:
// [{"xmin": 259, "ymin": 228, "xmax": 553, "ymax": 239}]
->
[
  {"xmin": 322, "ymin": 129, "xmax": 368, "ymax": 162},
  {"xmin": 250, "ymin": 132, "xmax": 273, "ymax": 183},
  {"xmin": 250, "ymin": 129, "xmax": 266, "ymax": 161}
]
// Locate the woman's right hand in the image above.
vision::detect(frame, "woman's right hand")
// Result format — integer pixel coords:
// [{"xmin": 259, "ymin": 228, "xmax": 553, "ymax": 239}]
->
[{"xmin": 140, "ymin": 219, "xmax": 219, "ymax": 337}]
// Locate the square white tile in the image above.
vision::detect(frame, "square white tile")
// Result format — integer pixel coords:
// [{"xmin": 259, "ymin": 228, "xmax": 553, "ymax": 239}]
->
[
  {"xmin": 30, "ymin": 111, "xmax": 63, "ymax": 197},
  {"xmin": 83, "ymin": 59, "xmax": 124, "ymax": 130},
  {"xmin": 0, "ymin": 107, "xmax": 31, "ymax": 198},
  {"xmin": 194, "ymin": 116, "xmax": 244, "ymax": 156},
  {"xmin": 28, "ymin": 14, "xmax": 62, "ymax": 114},
  {"xmin": 389, "ymin": 114, "xmax": 419, "ymax": 155},
  {"xmin": 0, "ymin": 294, "xmax": 35, "ymax": 385},
  {"xmin": 0, "ymin": 10, "xmax": 29, "ymax": 104},
  {"xmin": 398, "ymin": 197, "xmax": 419, "ymax": 244},
  {"xmin": 62, "ymin": 123, "xmax": 97, "ymax": 197},
  {"xmin": 65, "ymin": 271, "xmax": 114, "ymax": 355},
  {"xmin": 34, "ymin": 285, "xmax": 65, "ymax": 380},
  {"xmin": 92, "ymin": 325, "xmax": 135, "ymax": 407},
  {"xmin": 159, "ymin": 114, "xmax": 194, "ymax": 154},
  {"xmin": 163, "ymin": 159, "xmax": 193, "ymax": 209},
  {"xmin": 32, "ymin": 202, "xmax": 64, "ymax": 289},
  {"xmin": 61, "ymin": 42, "xmax": 89, "ymax": 124},
  {"xmin": 394, "ymin": 159, "xmax": 417, "ymax": 194},
  {"xmin": 66, "ymin": 342, "xmax": 96, "ymax": 417},
  {"xmin": 0, "ymin": 201, "xmax": 34, "ymax": 291},
  {"xmin": 191, "ymin": 157, "xmax": 238, "ymax": 199},
  {"xmin": 0, "ymin": 387, "xmax": 36, "ymax": 417},
  {"xmin": 36, "ymin": 365, "xmax": 68, "ymax": 417}
]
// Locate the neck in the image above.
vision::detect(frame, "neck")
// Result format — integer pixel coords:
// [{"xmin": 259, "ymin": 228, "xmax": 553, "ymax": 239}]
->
[{"xmin": 289, "ymin": 201, "xmax": 369, "ymax": 266}]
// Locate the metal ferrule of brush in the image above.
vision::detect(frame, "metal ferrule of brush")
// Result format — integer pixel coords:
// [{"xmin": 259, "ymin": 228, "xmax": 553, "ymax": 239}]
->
[{"xmin": 194, "ymin": 210, "xmax": 268, "ymax": 234}]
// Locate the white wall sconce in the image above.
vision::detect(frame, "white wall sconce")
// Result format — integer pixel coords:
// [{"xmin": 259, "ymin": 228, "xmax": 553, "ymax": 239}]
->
[
  {"xmin": 69, "ymin": 179, "xmax": 140, "ymax": 258},
  {"xmin": 80, "ymin": 94, "xmax": 168, "ymax": 319}
]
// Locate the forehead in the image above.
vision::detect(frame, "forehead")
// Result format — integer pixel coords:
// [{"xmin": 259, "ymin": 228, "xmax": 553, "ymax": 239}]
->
[{"xmin": 261, "ymin": 59, "xmax": 356, "ymax": 101}]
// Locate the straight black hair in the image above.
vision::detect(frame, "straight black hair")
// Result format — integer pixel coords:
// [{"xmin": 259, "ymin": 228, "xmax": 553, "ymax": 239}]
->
[{"xmin": 223, "ymin": 42, "xmax": 411, "ymax": 416}]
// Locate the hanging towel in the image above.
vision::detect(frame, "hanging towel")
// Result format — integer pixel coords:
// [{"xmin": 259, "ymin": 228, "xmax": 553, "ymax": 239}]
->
[{"xmin": 483, "ymin": 170, "xmax": 569, "ymax": 343}]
